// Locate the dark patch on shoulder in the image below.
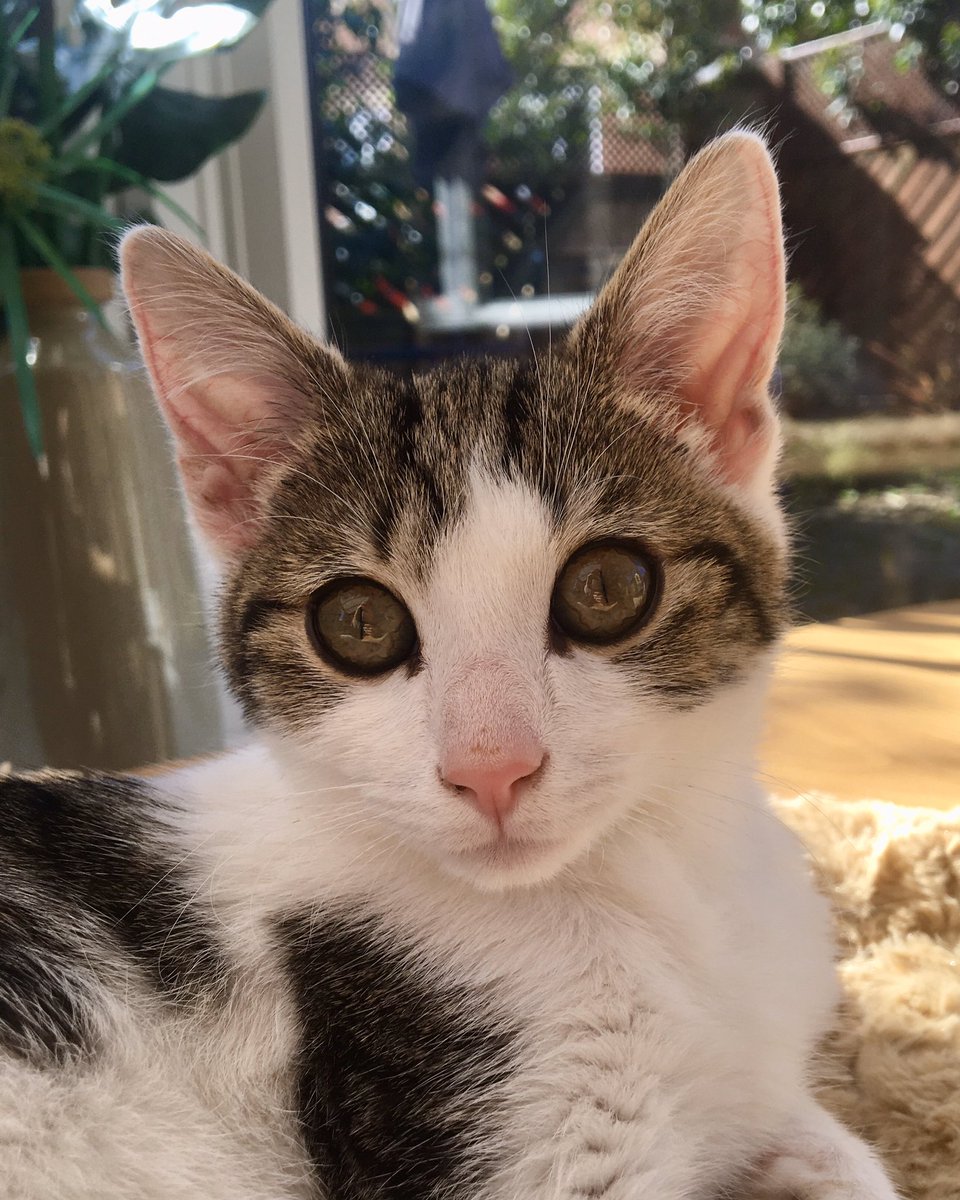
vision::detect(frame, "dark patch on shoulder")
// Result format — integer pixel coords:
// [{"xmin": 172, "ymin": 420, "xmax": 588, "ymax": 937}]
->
[
  {"xmin": 278, "ymin": 911, "xmax": 515, "ymax": 1200},
  {"xmin": 0, "ymin": 894, "xmax": 96, "ymax": 1065},
  {"xmin": 0, "ymin": 771, "xmax": 227, "ymax": 1065}
]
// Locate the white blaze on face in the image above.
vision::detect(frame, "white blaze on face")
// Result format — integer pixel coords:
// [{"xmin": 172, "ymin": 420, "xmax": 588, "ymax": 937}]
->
[
  {"xmin": 423, "ymin": 468, "xmax": 556, "ymax": 794},
  {"xmin": 275, "ymin": 461, "xmax": 771, "ymax": 895}
]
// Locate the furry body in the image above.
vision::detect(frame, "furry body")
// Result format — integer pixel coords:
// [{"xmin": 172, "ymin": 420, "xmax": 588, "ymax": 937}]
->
[
  {"xmin": 1, "ymin": 736, "xmax": 837, "ymax": 1200},
  {"xmin": 0, "ymin": 135, "xmax": 900, "ymax": 1198}
]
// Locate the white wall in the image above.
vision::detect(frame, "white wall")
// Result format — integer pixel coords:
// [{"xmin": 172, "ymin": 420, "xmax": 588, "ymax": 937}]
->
[
  {"xmin": 163, "ymin": 0, "xmax": 327, "ymax": 335},
  {"xmin": 157, "ymin": 0, "xmax": 327, "ymax": 748}
]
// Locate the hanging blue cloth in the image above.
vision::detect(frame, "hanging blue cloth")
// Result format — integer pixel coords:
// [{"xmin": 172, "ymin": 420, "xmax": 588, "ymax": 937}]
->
[{"xmin": 394, "ymin": 0, "xmax": 513, "ymax": 186}]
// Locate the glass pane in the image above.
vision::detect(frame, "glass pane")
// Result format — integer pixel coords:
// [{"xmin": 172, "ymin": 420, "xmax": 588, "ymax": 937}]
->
[{"xmin": 302, "ymin": 0, "xmax": 960, "ymax": 619}]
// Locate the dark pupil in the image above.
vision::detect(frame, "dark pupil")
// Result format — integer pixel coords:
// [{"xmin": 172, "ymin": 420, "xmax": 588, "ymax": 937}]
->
[
  {"xmin": 557, "ymin": 548, "xmax": 651, "ymax": 641},
  {"xmin": 316, "ymin": 583, "xmax": 412, "ymax": 670}
]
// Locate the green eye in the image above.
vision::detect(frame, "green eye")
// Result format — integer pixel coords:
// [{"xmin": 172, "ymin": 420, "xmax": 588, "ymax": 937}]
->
[
  {"xmin": 552, "ymin": 541, "xmax": 659, "ymax": 645},
  {"xmin": 306, "ymin": 578, "xmax": 417, "ymax": 675}
]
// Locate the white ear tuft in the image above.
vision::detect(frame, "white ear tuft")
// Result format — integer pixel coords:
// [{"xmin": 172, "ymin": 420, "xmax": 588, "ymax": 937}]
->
[
  {"xmin": 570, "ymin": 131, "xmax": 787, "ymax": 500},
  {"xmin": 120, "ymin": 227, "xmax": 346, "ymax": 558}
]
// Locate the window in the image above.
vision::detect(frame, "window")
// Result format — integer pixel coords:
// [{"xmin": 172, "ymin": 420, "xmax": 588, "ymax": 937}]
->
[{"xmin": 301, "ymin": 0, "xmax": 960, "ymax": 622}]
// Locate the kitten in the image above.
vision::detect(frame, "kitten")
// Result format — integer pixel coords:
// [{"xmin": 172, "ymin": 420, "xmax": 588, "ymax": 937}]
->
[{"xmin": 0, "ymin": 133, "xmax": 900, "ymax": 1200}]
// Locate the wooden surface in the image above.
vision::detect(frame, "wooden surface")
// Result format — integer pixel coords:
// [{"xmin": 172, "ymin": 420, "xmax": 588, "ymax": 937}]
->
[{"xmin": 763, "ymin": 601, "xmax": 960, "ymax": 810}]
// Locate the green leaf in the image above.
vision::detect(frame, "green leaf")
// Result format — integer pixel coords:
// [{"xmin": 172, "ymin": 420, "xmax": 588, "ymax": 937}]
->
[
  {"xmin": 13, "ymin": 213, "xmax": 108, "ymax": 330},
  {"xmin": 0, "ymin": 221, "xmax": 44, "ymax": 461},
  {"xmin": 113, "ymin": 85, "xmax": 265, "ymax": 182},
  {"xmin": 54, "ymin": 157, "xmax": 207, "ymax": 239},
  {"xmin": 38, "ymin": 48, "xmax": 121, "ymax": 138},
  {"xmin": 0, "ymin": 6, "xmax": 39, "ymax": 118},
  {"xmin": 35, "ymin": 0, "xmax": 58, "ymax": 132},
  {"xmin": 59, "ymin": 68, "xmax": 161, "ymax": 166},
  {"xmin": 126, "ymin": 3, "xmax": 258, "ymax": 57},
  {"xmin": 32, "ymin": 181, "xmax": 126, "ymax": 229}
]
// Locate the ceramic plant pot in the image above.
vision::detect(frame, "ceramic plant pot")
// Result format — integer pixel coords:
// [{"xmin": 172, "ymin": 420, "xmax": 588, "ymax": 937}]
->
[{"xmin": 0, "ymin": 268, "xmax": 225, "ymax": 769}]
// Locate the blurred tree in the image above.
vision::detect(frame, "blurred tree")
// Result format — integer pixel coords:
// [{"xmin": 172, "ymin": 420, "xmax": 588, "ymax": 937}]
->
[
  {"xmin": 487, "ymin": 0, "xmax": 743, "ymax": 183},
  {"xmin": 487, "ymin": 0, "xmax": 957, "ymax": 183},
  {"xmin": 308, "ymin": 0, "xmax": 957, "ymax": 344},
  {"xmin": 746, "ymin": 0, "xmax": 957, "ymax": 97}
]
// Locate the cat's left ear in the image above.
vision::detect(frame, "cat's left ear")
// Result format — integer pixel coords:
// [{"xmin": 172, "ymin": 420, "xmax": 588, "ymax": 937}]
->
[
  {"xmin": 121, "ymin": 227, "xmax": 347, "ymax": 558},
  {"xmin": 568, "ymin": 131, "xmax": 786, "ymax": 499}
]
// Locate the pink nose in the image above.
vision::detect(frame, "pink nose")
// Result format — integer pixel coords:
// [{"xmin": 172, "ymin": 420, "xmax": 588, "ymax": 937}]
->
[{"xmin": 442, "ymin": 751, "xmax": 545, "ymax": 826}]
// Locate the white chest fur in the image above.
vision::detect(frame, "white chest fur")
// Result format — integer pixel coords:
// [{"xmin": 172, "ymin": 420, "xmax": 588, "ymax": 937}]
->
[
  {"xmin": 397, "ymin": 840, "xmax": 833, "ymax": 1200},
  {"xmin": 225, "ymin": 768, "xmax": 838, "ymax": 1200},
  {"xmin": 158, "ymin": 741, "xmax": 842, "ymax": 1200}
]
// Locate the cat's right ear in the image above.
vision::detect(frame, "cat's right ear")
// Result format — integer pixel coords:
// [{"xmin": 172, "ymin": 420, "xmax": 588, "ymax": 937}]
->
[
  {"xmin": 567, "ymin": 132, "xmax": 786, "ymax": 506},
  {"xmin": 120, "ymin": 227, "xmax": 347, "ymax": 558}
]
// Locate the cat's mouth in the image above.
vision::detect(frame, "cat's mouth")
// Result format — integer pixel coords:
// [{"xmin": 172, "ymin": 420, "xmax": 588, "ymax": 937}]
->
[
  {"xmin": 449, "ymin": 833, "xmax": 567, "ymax": 884},
  {"xmin": 442, "ymin": 827, "xmax": 591, "ymax": 890}
]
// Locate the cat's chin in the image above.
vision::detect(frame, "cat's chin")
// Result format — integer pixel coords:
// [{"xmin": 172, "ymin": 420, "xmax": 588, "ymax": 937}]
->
[{"xmin": 441, "ymin": 834, "xmax": 577, "ymax": 892}]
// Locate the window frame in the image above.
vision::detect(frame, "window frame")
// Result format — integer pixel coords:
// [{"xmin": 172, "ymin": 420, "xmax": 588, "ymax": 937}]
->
[{"xmin": 161, "ymin": 0, "xmax": 327, "ymax": 336}]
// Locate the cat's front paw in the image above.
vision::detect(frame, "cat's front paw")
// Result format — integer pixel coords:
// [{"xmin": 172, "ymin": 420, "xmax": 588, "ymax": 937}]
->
[
  {"xmin": 750, "ymin": 1147, "xmax": 899, "ymax": 1200},
  {"xmin": 748, "ymin": 1102, "xmax": 899, "ymax": 1200}
]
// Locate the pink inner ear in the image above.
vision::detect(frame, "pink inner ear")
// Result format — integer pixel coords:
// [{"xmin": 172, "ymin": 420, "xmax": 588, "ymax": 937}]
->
[
  {"xmin": 675, "ymin": 183, "xmax": 785, "ymax": 487},
  {"xmin": 136, "ymin": 310, "xmax": 287, "ymax": 555},
  {"xmin": 179, "ymin": 460, "xmax": 260, "ymax": 554},
  {"xmin": 680, "ymin": 286, "xmax": 782, "ymax": 485},
  {"xmin": 587, "ymin": 136, "xmax": 788, "ymax": 496}
]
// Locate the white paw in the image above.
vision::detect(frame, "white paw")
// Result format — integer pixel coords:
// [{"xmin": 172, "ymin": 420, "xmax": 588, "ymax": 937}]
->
[
  {"xmin": 747, "ymin": 1099, "xmax": 901, "ymax": 1200},
  {"xmin": 751, "ymin": 1142, "xmax": 899, "ymax": 1200}
]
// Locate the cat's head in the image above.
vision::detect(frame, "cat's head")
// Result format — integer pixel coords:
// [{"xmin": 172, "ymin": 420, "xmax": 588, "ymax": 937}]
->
[{"xmin": 121, "ymin": 132, "xmax": 788, "ymax": 892}]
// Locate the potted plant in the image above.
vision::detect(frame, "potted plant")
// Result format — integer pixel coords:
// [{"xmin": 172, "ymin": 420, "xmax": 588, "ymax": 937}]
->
[{"xmin": 0, "ymin": 0, "xmax": 270, "ymax": 770}]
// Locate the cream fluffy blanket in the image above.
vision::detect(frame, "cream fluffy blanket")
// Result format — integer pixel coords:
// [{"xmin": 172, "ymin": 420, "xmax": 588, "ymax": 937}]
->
[{"xmin": 774, "ymin": 796, "xmax": 960, "ymax": 1199}]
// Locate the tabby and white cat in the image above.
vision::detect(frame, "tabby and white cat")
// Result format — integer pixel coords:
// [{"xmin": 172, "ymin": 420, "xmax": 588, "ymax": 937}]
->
[{"xmin": 0, "ymin": 133, "xmax": 899, "ymax": 1200}]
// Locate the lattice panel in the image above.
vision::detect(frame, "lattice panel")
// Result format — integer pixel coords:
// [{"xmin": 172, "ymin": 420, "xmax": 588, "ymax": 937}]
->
[
  {"xmin": 596, "ymin": 110, "xmax": 683, "ymax": 176},
  {"xmin": 784, "ymin": 29, "xmax": 959, "ymax": 143}
]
